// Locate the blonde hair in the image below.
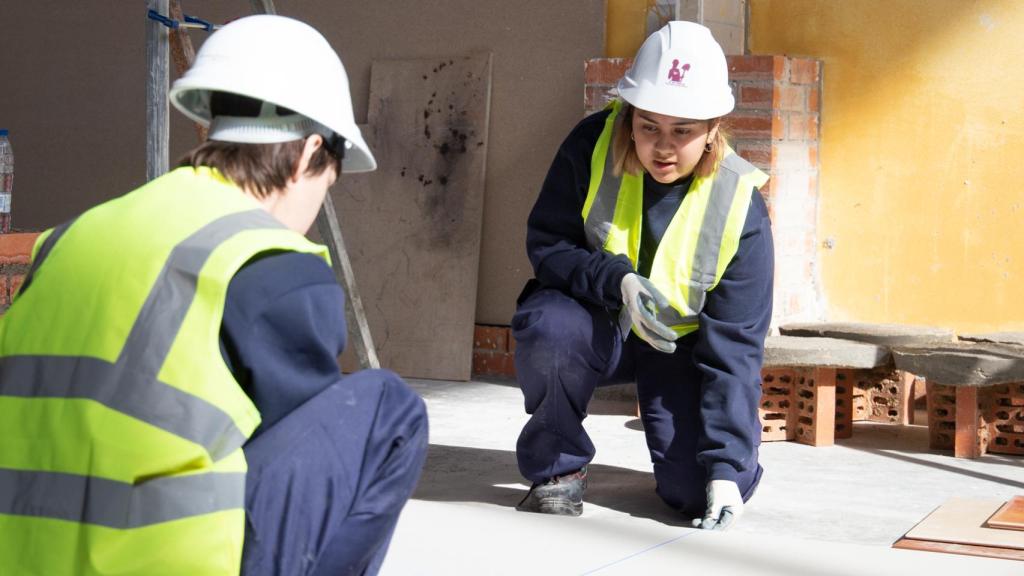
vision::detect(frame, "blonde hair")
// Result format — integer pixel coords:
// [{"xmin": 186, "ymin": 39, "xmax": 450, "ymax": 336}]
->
[{"xmin": 610, "ymin": 100, "xmax": 727, "ymax": 180}]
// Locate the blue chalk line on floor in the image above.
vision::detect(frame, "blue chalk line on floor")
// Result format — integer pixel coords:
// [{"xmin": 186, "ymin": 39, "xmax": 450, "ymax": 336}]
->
[{"xmin": 579, "ymin": 530, "xmax": 698, "ymax": 575}]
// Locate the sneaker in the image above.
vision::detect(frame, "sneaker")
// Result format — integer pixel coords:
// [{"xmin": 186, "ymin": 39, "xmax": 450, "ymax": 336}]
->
[{"xmin": 516, "ymin": 466, "xmax": 588, "ymax": 516}]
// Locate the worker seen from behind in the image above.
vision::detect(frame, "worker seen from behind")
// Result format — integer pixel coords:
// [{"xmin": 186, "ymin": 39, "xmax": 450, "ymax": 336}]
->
[
  {"xmin": 513, "ymin": 21, "xmax": 773, "ymax": 530},
  {"xmin": 0, "ymin": 15, "xmax": 426, "ymax": 575}
]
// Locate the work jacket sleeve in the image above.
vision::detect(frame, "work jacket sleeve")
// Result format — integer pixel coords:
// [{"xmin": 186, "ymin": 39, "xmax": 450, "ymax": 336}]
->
[
  {"xmin": 693, "ymin": 189, "xmax": 774, "ymax": 483},
  {"xmin": 220, "ymin": 251, "xmax": 348, "ymax": 437},
  {"xmin": 525, "ymin": 110, "xmax": 636, "ymax": 308}
]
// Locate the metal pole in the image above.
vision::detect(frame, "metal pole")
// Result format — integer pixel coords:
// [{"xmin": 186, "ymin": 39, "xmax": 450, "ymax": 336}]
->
[
  {"xmin": 315, "ymin": 196, "xmax": 381, "ymax": 369},
  {"xmin": 250, "ymin": 0, "xmax": 277, "ymax": 15},
  {"xmin": 146, "ymin": 0, "xmax": 170, "ymax": 181},
  {"xmin": 168, "ymin": 0, "xmax": 207, "ymax": 143}
]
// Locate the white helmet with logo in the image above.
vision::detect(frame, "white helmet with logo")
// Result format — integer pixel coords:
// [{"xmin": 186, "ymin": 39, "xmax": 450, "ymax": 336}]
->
[
  {"xmin": 616, "ymin": 21, "xmax": 734, "ymax": 121},
  {"xmin": 170, "ymin": 15, "xmax": 376, "ymax": 173}
]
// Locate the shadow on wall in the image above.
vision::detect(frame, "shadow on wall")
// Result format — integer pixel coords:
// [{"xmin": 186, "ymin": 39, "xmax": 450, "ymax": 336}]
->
[{"xmin": 413, "ymin": 444, "xmax": 692, "ymax": 527}]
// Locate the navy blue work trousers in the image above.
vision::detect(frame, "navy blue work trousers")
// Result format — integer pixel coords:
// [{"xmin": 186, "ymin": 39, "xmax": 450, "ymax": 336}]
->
[
  {"xmin": 512, "ymin": 288, "xmax": 761, "ymax": 516},
  {"xmin": 241, "ymin": 369, "xmax": 428, "ymax": 576}
]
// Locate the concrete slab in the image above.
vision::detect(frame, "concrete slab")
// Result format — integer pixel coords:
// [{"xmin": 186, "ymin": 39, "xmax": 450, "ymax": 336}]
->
[
  {"xmin": 960, "ymin": 332, "xmax": 1024, "ymax": 347},
  {"xmin": 764, "ymin": 335, "xmax": 889, "ymax": 368},
  {"xmin": 780, "ymin": 322, "xmax": 956, "ymax": 347},
  {"xmin": 892, "ymin": 342, "xmax": 1024, "ymax": 386},
  {"xmin": 380, "ymin": 378, "xmax": 1024, "ymax": 574},
  {"xmin": 381, "ymin": 500, "xmax": 1024, "ymax": 575}
]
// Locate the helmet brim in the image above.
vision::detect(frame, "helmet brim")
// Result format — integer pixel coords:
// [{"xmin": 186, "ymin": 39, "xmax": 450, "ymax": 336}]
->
[{"xmin": 617, "ymin": 84, "xmax": 735, "ymax": 121}]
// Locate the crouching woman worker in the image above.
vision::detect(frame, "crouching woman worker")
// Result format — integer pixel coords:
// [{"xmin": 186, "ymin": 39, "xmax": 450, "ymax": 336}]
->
[
  {"xmin": 513, "ymin": 21, "xmax": 772, "ymax": 530},
  {"xmin": 0, "ymin": 15, "xmax": 426, "ymax": 576}
]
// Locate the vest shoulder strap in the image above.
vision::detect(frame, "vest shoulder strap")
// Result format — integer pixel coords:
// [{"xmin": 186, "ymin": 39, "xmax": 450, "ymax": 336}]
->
[{"xmin": 18, "ymin": 218, "xmax": 77, "ymax": 298}]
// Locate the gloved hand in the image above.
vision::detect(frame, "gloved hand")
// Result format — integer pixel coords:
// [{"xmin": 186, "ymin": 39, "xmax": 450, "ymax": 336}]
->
[
  {"xmin": 692, "ymin": 480, "xmax": 743, "ymax": 531},
  {"xmin": 619, "ymin": 273, "xmax": 677, "ymax": 353}
]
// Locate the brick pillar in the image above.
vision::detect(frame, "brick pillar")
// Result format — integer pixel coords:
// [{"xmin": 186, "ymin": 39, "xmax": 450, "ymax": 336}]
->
[
  {"xmin": 728, "ymin": 55, "xmax": 822, "ymax": 326},
  {"xmin": 0, "ymin": 232, "xmax": 40, "ymax": 314},
  {"xmin": 471, "ymin": 324, "xmax": 516, "ymax": 378},
  {"xmin": 584, "ymin": 58, "xmax": 633, "ymax": 116},
  {"xmin": 584, "ymin": 55, "xmax": 824, "ymax": 328}
]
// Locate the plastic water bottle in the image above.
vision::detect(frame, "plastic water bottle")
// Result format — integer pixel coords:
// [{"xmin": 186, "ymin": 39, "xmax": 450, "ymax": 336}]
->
[{"xmin": 0, "ymin": 129, "xmax": 12, "ymax": 233}]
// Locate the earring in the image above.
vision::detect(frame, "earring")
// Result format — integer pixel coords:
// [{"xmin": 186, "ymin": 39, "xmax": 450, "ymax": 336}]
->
[
  {"xmin": 704, "ymin": 141, "xmax": 713, "ymax": 153},
  {"xmin": 630, "ymin": 132, "xmax": 635, "ymax": 142}
]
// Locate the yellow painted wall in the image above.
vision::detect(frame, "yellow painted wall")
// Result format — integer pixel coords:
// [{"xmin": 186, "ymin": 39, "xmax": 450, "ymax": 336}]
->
[
  {"xmin": 750, "ymin": 0, "xmax": 1024, "ymax": 332},
  {"xmin": 606, "ymin": 0, "xmax": 650, "ymax": 57}
]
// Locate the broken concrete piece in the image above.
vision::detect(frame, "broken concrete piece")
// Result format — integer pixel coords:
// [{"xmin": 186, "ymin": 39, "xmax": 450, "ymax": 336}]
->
[
  {"xmin": 764, "ymin": 336, "xmax": 890, "ymax": 369},
  {"xmin": 959, "ymin": 332, "xmax": 1024, "ymax": 347},
  {"xmin": 892, "ymin": 342, "xmax": 1024, "ymax": 386},
  {"xmin": 779, "ymin": 322, "xmax": 955, "ymax": 347}
]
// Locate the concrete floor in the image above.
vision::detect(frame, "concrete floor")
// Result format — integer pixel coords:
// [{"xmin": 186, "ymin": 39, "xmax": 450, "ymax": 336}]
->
[{"xmin": 379, "ymin": 378, "xmax": 1024, "ymax": 575}]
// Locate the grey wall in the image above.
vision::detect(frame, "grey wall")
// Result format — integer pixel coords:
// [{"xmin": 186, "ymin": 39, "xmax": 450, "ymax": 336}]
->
[{"xmin": 0, "ymin": 0, "xmax": 605, "ymax": 325}]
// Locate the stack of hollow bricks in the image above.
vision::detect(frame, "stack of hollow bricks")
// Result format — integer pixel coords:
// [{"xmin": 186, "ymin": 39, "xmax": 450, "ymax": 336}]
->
[
  {"xmin": 760, "ymin": 367, "xmax": 918, "ymax": 445},
  {"xmin": 0, "ymin": 233, "xmax": 39, "ymax": 314},
  {"xmin": 927, "ymin": 382, "xmax": 1024, "ymax": 456}
]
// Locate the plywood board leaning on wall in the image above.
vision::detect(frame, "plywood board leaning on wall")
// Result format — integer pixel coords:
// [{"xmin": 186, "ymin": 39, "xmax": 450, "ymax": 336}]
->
[{"xmin": 336, "ymin": 53, "xmax": 492, "ymax": 381}]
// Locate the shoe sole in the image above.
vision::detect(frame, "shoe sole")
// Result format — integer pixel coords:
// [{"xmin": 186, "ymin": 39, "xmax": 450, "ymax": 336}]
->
[{"xmin": 532, "ymin": 497, "xmax": 583, "ymax": 517}]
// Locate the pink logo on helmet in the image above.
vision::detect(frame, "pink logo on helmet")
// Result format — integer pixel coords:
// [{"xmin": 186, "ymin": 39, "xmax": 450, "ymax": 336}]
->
[{"xmin": 666, "ymin": 59, "xmax": 691, "ymax": 86}]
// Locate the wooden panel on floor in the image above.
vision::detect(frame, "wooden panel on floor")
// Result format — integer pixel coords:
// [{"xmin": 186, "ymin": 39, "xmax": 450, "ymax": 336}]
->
[
  {"xmin": 337, "ymin": 54, "xmax": 492, "ymax": 380},
  {"xmin": 988, "ymin": 496, "xmax": 1024, "ymax": 531},
  {"xmin": 893, "ymin": 537, "xmax": 1024, "ymax": 561},
  {"xmin": 903, "ymin": 498, "xmax": 1024, "ymax": 550}
]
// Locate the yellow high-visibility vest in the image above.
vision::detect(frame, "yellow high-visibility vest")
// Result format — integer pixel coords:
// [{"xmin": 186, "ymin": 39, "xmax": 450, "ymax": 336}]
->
[
  {"xmin": 0, "ymin": 166, "xmax": 329, "ymax": 575},
  {"xmin": 582, "ymin": 100, "xmax": 769, "ymax": 337}
]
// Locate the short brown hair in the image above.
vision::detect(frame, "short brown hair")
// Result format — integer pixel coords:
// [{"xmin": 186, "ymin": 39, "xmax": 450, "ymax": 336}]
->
[
  {"xmin": 610, "ymin": 100, "xmax": 727, "ymax": 180},
  {"xmin": 177, "ymin": 91, "xmax": 341, "ymax": 198},
  {"xmin": 178, "ymin": 139, "xmax": 340, "ymax": 199}
]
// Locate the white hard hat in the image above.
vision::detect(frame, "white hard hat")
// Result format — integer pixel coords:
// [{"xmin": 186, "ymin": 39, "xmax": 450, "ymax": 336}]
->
[
  {"xmin": 616, "ymin": 21, "xmax": 734, "ymax": 120},
  {"xmin": 170, "ymin": 15, "xmax": 376, "ymax": 173}
]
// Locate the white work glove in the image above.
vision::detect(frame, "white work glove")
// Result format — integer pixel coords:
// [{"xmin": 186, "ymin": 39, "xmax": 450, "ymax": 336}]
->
[
  {"xmin": 619, "ymin": 273, "xmax": 677, "ymax": 354},
  {"xmin": 693, "ymin": 480, "xmax": 743, "ymax": 531}
]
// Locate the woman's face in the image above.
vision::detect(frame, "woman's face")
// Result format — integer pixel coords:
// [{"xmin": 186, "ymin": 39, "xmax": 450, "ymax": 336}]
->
[{"xmin": 630, "ymin": 108, "xmax": 715, "ymax": 184}]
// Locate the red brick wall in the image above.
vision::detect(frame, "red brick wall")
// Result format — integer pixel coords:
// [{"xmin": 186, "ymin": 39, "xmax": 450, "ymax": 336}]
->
[
  {"xmin": 0, "ymin": 233, "xmax": 39, "ymax": 313},
  {"xmin": 584, "ymin": 55, "xmax": 824, "ymax": 329},
  {"xmin": 472, "ymin": 324, "xmax": 515, "ymax": 378}
]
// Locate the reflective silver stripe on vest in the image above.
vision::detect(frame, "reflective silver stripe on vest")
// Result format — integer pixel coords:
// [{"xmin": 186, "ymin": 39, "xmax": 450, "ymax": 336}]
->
[
  {"xmin": 650, "ymin": 161, "xmax": 740, "ymax": 329},
  {"xmin": 583, "ymin": 123, "xmax": 623, "ymax": 251},
  {"xmin": 586, "ymin": 122, "xmax": 757, "ymax": 325},
  {"xmin": 121, "ymin": 208, "xmax": 284, "ymax": 454},
  {"xmin": 687, "ymin": 155, "xmax": 745, "ymax": 313},
  {"xmin": 19, "ymin": 218, "xmax": 77, "ymax": 298},
  {"xmin": 1, "ymin": 209, "xmax": 284, "ymax": 460},
  {"xmin": 0, "ymin": 467, "xmax": 244, "ymax": 529},
  {"xmin": 0, "ymin": 355, "xmax": 245, "ymax": 461},
  {"xmin": 121, "ymin": 209, "xmax": 284, "ymax": 378},
  {"xmin": 0, "ymin": 209, "xmax": 282, "ymax": 528}
]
